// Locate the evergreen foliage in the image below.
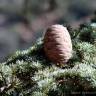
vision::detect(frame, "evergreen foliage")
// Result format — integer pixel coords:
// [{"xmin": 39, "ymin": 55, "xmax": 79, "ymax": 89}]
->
[{"xmin": 0, "ymin": 23, "xmax": 96, "ymax": 96}]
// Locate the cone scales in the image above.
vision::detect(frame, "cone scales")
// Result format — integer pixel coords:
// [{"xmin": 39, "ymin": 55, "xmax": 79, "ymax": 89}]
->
[{"xmin": 44, "ymin": 24, "xmax": 72, "ymax": 64}]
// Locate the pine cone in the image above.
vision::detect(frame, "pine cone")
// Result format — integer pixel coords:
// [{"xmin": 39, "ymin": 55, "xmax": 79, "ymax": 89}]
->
[{"xmin": 44, "ymin": 24, "xmax": 72, "ymax": 64}]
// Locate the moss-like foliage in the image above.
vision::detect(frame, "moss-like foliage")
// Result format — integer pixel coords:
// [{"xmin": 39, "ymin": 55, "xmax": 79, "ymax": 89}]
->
[{"xmin": 0, "ymin": 23, "xmax": 96, "ymax": 96}]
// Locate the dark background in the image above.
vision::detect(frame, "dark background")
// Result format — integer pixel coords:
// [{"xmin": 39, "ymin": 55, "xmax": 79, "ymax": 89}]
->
[{"xmin": 0, "ymin": 0, "xmax": 96, "ymax": 62}]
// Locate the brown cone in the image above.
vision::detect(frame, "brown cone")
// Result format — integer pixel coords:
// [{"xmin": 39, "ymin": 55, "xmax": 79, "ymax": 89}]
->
[{"xmin": 44, "ymin": 24, "xmax": 72, "ymax": 64}]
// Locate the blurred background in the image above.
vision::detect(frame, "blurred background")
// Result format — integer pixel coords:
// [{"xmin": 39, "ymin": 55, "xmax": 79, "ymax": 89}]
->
[{"xmin": 0, "ymin": 0, "xmax": 96, "ymax": 62}]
